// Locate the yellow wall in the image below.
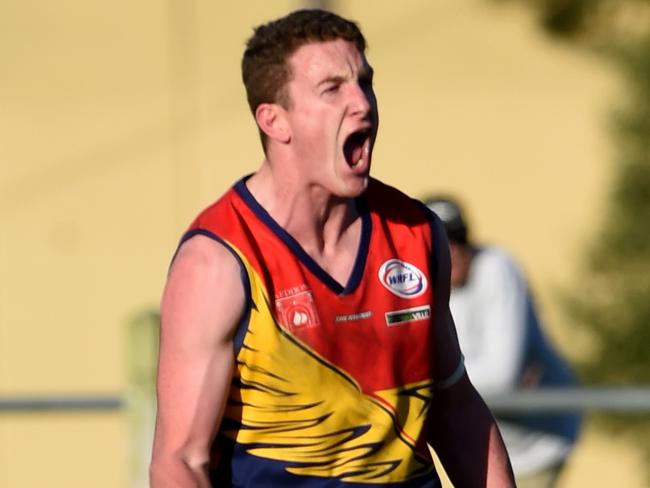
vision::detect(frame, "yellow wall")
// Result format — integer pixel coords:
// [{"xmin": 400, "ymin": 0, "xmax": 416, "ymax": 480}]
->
[{"xmin": 0, "ymin": 0, "xmax": 642, "ymax": 486}]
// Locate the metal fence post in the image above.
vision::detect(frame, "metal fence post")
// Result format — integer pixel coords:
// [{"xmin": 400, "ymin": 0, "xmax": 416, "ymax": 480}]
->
[{"xmin": 126, "ymin": 310, "xmax": 160, "ymax": 488}]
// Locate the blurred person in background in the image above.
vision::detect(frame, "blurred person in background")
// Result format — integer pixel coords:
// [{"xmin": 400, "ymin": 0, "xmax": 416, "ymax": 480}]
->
[
  {"xmin": 425, "ymin": 195, "xmax": 583, "ymax": 488},
  {"xmin": 150, "ymin": 9, "xmax": 515, "ymax": 488}
]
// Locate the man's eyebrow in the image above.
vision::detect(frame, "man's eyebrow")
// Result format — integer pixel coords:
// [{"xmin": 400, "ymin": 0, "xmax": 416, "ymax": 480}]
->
[
  {"xmin": 317, "ymin": 66, "xmax": 374, "ymax": 87},
  {"xmin": 317, "ymin": 75, "xmax": 347, "ymax": 87}
]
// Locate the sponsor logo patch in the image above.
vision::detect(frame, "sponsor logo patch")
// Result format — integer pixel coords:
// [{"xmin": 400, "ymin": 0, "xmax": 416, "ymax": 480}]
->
[
  {"xmin": 378, "ymin": 259, "xmax": 428, "ymax": 298},
  {"xmin": 385, "ymin": 305, "xmax": 431, "ymax": 326},
  {"xmin": 275, "ymin": 288, "xmax": 320, "ymax": 330},
  {"xmin": 335, "ymin": 311, "xmax": 372, "ymax": 323}
]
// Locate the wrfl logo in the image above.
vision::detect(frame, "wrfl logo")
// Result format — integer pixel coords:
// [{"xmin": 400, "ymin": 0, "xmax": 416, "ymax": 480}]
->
[{"xmin": 378, "ymin": 259, "xmax": 428, "ymax": 298}]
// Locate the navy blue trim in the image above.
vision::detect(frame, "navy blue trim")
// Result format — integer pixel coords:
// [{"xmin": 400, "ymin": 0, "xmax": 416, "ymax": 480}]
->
[
  {"xmin": 178, "ymin": 228, "xmax": 252, "ymax": 357},
  {"xmin": 234, "ymin": 178, "xmax": 371, "ymax": 296}
]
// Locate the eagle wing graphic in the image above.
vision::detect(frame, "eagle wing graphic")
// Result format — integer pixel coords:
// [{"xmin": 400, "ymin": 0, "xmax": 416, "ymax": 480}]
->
[{"xmin": 220, "ymin": 248, "xmax": 435, "ymax": 484}]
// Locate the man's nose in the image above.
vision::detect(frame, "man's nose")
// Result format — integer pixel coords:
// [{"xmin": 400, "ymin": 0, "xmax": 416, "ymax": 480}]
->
[{"xmin": 348, "ymin": 82, "xmax": 373, "ymax": 117}]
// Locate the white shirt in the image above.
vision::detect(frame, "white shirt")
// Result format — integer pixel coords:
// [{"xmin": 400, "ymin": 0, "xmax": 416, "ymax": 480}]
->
[{"xmin": 450, "ymin": 246, "xmax": 581, "ymax": 475}]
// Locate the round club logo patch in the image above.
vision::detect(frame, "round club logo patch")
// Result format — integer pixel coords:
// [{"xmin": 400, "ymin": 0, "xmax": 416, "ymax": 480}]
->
[{"xmin": 378, "ymin": 259, "xmax": 428, "ymax": 298}]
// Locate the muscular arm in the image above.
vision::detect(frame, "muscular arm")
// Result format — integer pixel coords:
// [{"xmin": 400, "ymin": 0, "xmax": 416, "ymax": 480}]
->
[
  {"xmin": 150, "ymin": 235, "xmax": 246, "ymax": 487},
  {"xmin": 427, "ymin": 217, "xmax": 515, "ymax": 487}
]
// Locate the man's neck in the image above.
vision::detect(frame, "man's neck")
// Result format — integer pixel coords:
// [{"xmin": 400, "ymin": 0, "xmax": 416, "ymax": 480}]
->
[{"xmin": 246, "ymin": 163, "xmax": 362, "ymax": 283}]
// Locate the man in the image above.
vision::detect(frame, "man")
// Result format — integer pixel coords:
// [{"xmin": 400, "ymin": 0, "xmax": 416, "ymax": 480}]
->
[
  {"xmin": 426, "ymin": 196, "xmax": 582, "ymax": 487},
  {"xmin": 150, "ymin": 9, "xmax": 514, "ymax": 487}
]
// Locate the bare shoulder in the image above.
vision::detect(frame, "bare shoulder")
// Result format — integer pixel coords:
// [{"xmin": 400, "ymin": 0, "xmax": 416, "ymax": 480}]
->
[
  {"xmin": 162, "ymin": 234, "xmax": 246, "ymax": 344},
  {"xmin": 170, "ymin": 234, "xmax": 241, "ymax": 279}
]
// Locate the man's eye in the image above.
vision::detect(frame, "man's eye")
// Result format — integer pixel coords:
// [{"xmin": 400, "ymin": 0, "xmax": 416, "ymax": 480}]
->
[{"xmin": 324, "ymin": 84, "xmax": 340, "ymax": 94}]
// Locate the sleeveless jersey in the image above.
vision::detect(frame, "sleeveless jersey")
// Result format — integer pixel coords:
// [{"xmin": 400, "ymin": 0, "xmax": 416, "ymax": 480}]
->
[{"xmin": 182, "ymin": 177, "xmax": 444, "ymax": 487}]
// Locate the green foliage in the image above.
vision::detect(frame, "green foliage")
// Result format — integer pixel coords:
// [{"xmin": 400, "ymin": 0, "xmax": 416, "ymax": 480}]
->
[
  {"xmin": 575, "ymin": 35, "xmax": 650, "ymax": 385},
  {"xmin": 496, "ymin": 0, "xmax": 650, "ymax": 478},
  {"xmin": 535, "ymin": 0, "xmax": 600, "ymax": 36},
  {"xmin": 587, "ymin": 34, "xmax": 650, "ymax": 482},
  {"xmin": 498, "ymin": 0, "xmax": 650, "ymax": 384},
  {"xmin": 564, "ymin": 33, "xmax": 650, "ymax": 475}
]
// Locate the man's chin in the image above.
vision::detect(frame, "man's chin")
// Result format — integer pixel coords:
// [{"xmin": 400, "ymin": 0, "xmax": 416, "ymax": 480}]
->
[{"xmin": 342, "ymin": 175, "xmax": 370, "ymax": 198}]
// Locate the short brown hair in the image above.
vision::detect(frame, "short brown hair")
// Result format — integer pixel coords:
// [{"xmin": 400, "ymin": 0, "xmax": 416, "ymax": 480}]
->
[{"xmin": 242, "ymin": 9, "xmax": 366, "ymax": 147}]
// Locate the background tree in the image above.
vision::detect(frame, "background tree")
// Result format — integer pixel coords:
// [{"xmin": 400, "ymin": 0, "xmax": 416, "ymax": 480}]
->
[{"xmin": 500, "ymin": 0, "xmax": 650, "ymax": 477}]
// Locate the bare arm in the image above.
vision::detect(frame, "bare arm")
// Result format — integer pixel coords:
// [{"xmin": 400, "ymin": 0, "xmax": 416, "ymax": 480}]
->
[
  {"xmin": 428, "ymin": 217, "xmax": 515, "ymax": 487},
  {"xmin": 430, "ymin": 320, "xmax": 515, "ymax": 487},
  {"xmin": 150, "ymin": 235, "xmax": 246, "ymax": 487}
]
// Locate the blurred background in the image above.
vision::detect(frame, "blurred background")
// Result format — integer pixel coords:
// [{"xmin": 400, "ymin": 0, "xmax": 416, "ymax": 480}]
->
[{"xmin": 1, "ymin": 0, "xmax": 649, "ymax": 486}]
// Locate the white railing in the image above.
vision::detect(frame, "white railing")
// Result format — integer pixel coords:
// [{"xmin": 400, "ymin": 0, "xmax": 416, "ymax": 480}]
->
[{"xmin": 3, "ymin": 387, "xmax": 650, "ymax": 413}]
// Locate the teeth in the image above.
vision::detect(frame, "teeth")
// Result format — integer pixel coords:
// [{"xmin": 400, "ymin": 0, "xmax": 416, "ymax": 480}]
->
[{"xmin": 351, "ymin": 141, "xmax": 369, "ymax": 168}]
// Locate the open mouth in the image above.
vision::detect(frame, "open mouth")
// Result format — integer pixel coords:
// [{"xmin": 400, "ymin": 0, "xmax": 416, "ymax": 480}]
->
[{"xmin": 343, "ymin": 129, "xmax": 371, "ymax": 169}]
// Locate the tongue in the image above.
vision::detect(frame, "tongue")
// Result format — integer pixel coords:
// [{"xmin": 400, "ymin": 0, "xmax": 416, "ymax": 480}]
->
[{"xmin": 344, "ymin": 133, "xmax": 366, "ymax": 166}]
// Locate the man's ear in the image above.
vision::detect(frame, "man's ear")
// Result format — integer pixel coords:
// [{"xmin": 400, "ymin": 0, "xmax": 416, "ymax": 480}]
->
[{"xmin": 255, "ymin": 103, "xmax": 291, "ymax": 144}]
